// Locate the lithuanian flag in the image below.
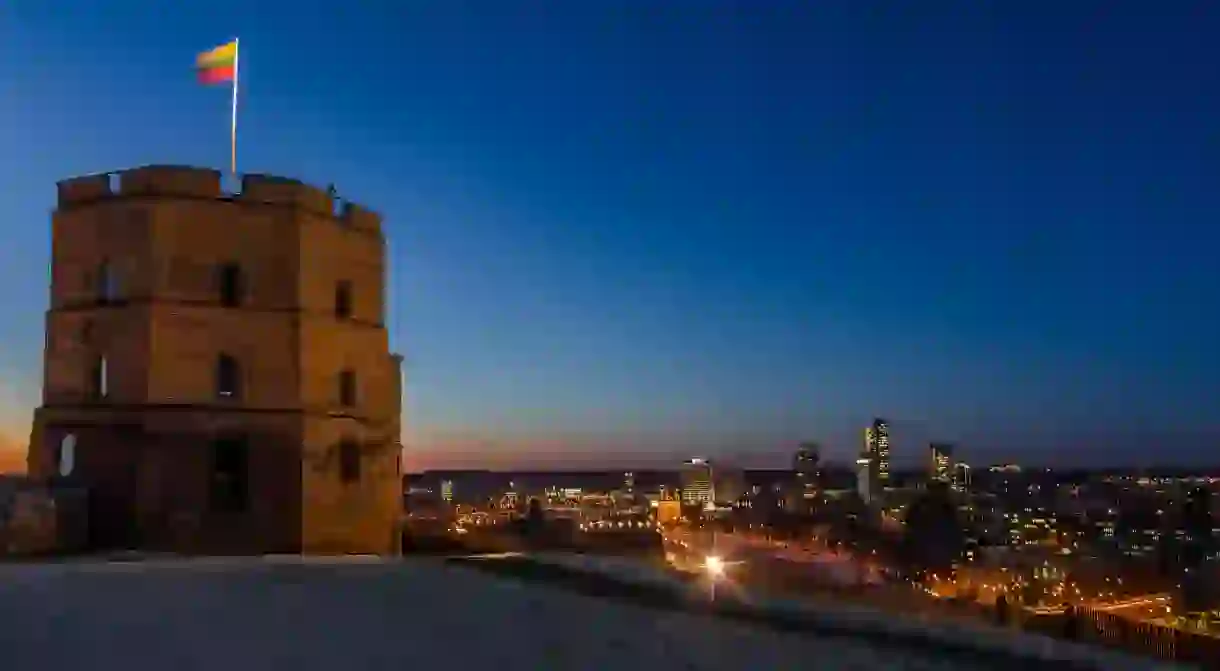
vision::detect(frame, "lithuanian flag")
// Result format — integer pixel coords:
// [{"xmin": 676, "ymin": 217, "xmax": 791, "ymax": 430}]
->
[{"xmin": 197, "ymin": 40, "xmax": 237, "ymax": 85}]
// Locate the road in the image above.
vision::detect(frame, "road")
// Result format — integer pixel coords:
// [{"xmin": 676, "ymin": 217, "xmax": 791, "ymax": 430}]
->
[
  {"xmin": 660, "ymin": 526, "xmax": 972, "ymax": 625},
  {"xmin": 661, "ymin": 526, "xmax": 1184, "ymax": 628},
  {"xmin": 663, "ymin": 526, "xmax": 883, "ymax": 585}
]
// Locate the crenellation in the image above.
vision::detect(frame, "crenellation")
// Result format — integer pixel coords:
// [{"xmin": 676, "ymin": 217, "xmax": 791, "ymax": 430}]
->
[
  {"xmin": 56, "ymin": 174, "xmax": 112, "ymax": 207},
  {"xmin": 341, "ymin": 201, "xmax": 382, "ymax": 235},
  {"xmin": 36, "ymin": 164, "xmax": 402, "ymax": 555},
  {"xmin": 240, "ymin": 174, "xmax": 333, "ymax": 215},
  {"xmin": 119, "ymin": 165, "xmax": 223, "ymax": 199},
  {"xmin": 56, "ymin": 167, "xmax": 378, "ymax": 234}
]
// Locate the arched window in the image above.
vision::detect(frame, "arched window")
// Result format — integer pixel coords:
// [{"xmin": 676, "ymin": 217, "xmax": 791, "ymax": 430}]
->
[
  {"xmin": 216, "ymin": 353, "xmax": 241, "ymax": 398},
  {"xmin": 57, "ymin": 434, "xmax": 77, "ymax": 478},
  {"xmin": 217, "ymin": 262, "xmax": 245, "ymax": 307},
  {"xmin": 91, "ymin": 356, "xmax": 109, "ymax": 399}
]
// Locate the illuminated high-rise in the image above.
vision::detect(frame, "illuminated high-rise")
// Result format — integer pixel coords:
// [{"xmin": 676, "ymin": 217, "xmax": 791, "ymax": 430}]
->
[
  {"xmin": 680, "ymin": 458, "xmax": 714, "ymax": 506},
  {"xmin": 929, "ymin": 443, "xmax": 954, "ymax": 483},
  {"xmin": 860, "ymin": 418, "xmax": 889, "ymax": 504},
  {"xmin": 873, "ymin": 418, "xmax": 890, "ymax": 489}
]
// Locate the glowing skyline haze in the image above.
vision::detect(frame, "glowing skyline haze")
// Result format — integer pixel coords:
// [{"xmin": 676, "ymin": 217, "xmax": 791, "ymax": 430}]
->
[{"xmin": 0, "ymin": 2, "xmax": 1217, "ymax": 470}]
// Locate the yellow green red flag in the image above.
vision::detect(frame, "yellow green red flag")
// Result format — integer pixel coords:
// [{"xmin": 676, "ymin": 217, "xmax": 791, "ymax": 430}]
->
[{"xmin": 197, "ymin": 40, "xmax": 237, "ymax": 84}]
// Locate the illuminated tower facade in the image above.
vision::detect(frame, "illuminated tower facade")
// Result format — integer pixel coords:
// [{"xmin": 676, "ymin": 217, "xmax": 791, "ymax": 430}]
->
[
  {"xmin": 873, "ymin": 418, "xmax": 890, "ymax": 490},
  {"xmin": 28, "ymin": 165, "xmax": 403, "ymax": 555},
  {"xmin": 680, "ymin": 458, "xmax": 714, "ymax": 506},
  {"xmin": 929, "ymin": 443, "xmax": 954, "ymax": 483},
  {"xmin": 859, "ymin": 419, "xmax": 890, "ymax": 504}
]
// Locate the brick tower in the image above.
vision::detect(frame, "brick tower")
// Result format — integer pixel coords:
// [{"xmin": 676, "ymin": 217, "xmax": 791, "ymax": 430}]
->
[{"xmin": 28, "ymin": 165, "xmax": 403, "ymax": 555}]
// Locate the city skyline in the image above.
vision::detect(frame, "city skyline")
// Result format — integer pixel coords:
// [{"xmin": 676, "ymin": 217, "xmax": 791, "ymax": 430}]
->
[{"xmin": 1, "ymin": 3, "xmax": 1218, "ymax": 471}]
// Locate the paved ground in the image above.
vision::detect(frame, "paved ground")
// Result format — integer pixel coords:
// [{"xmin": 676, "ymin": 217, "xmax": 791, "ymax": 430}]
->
[{"xmin": 0, "ymin": 557, "xmax": 988, "ymax": 671}]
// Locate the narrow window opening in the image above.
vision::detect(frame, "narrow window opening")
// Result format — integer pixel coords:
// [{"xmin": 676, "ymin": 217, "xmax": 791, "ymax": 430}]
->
[
  {"xmin": 91, "ymin": 356, "xmax": 109, "ymax": 399},
  {"xmin": 211, "ymin": 436, "xmax": 249, "ymax": 512},
  {"xmin": 57, "ymin": 434, "xmax": 77, "ymax": 478},
  {"xmin": 339, "ymin": 439, "xmax": 361, "ymax": 483},
  {"xmin": 217, "ymin": 263, "xmax": 245, "ymax": 307},
  {"xmin": 216, "ymin": 353, "xmax": 241, "ymax": 398},
  {"xmin": 338, "ymin": 369, "xmax": 357, "ymax": 407},
  {"xmin": 335, "ymin": 281, "xmax": 352, "ymax": 319},
  {"xmin": 97, "ymin": 260, "xmax": 119, "ymax": 302}
]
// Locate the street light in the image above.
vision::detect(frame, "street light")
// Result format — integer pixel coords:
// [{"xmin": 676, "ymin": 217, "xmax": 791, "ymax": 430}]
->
[{"xmin": 703, "ymin": 555, "xmax": 729, "ymax": 602}]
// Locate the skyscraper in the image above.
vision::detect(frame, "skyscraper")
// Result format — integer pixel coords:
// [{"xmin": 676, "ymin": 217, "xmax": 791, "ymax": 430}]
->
[
  {"xmin": 860, "ymin": 418, "xmax": 889, "ymax": 504},
  {"xmin": 681, "ymin": 458, "xmax": 714, "ymax": 506},
  {"xmin": 873, "ymin": 418, "xmax": 890, "ymax": 489},
  {"xmin": 929, "ymin": 443, "xmax": 954, "ymax": 483}
]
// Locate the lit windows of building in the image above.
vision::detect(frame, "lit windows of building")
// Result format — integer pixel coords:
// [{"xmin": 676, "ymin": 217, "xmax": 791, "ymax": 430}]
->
[
  {"xmin": 929, "ymin": 443, "xmax": 953, "ymax": 483},
  {"xmin": 794, "ymin": 442, "xmax": 821, "ymax": 496},
  {"xmin": 873, "ymin": 419, "xmax": 890, "ymax": 488},
  {"xmin": 952, "ymin": 462, "xmax": 972, "ymax": 494},
  {"xmin": 681, "ymin": 458, "xmax": 714, "ymax": 506},
  {"xmin": 860, "ymin": 418, "xmax": 889, "ymax": 504}
]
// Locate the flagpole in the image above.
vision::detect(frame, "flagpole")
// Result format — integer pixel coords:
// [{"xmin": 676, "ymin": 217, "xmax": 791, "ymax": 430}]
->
[{"xmin": 230, "ymin": 37, "xmax": 240, "ymax": 178}]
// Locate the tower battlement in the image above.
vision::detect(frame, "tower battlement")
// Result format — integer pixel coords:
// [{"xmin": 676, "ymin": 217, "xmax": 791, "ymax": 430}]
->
[
  {"xmin": 35, "ymin": 164, "xmax": 402, "ymax": 555},
  {"xmin": 56, "ymin": 165, "xmax": 381, "ymax": 234}
]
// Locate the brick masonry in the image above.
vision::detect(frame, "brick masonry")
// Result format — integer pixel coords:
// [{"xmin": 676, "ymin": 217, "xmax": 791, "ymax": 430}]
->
[{"xmin": 27, "ymin": 165, "xmax": 403, "ymax": 555}]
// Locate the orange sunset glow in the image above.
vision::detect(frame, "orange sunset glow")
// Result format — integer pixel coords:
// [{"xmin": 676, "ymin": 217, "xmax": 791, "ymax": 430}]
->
[{"xmin": 0, "ymin": 436, "xmax": 26, "ymax": 474}]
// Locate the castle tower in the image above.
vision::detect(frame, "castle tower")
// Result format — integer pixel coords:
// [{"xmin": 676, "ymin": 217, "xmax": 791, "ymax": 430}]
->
[{"xmin": 28, "ymin": 166, "xmax": 403, "ymax": 555}]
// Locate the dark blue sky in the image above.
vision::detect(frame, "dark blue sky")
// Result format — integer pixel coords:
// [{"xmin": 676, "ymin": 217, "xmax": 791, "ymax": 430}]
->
[{"xmin": 0, "ymin": 2, "xmax": 1217, "ymax": 469}]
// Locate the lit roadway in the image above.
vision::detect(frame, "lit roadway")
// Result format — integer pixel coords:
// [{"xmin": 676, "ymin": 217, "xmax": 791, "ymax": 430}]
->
[
  {"xmin": 662, "ymin": 526, "xmax": 1177, "ymax": 628},
  {"xmin": 663, "ymin": 526, "xmax": 881, "ymax": 585}
]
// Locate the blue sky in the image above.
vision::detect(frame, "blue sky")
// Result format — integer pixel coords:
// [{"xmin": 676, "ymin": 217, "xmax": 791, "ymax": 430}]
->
[{"xmin": 0, "ymin": 1, "xmax": 1217, "ymax": 469}]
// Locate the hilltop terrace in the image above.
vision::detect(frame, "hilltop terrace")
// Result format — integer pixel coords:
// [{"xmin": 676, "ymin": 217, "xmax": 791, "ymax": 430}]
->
[{"xmin": 0, "ymin": 556, "xmax": 1172, "ymax": 671}]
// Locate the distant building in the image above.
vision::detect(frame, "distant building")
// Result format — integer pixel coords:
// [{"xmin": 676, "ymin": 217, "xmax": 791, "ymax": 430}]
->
[
  {"xmin": 855, "ymin": 457, "xmax": 873, "ymax": 506},
  {"xmin": 929, "ymin": 443, "xmax": 954, "ymax": 483},
  {"xmin": 794, "ymin": 442, "xmax": 820, "ymax": 493},
  {"xmin": 873, "ymin": 419, "xmax": 890, "ymax": 489},
  {"xmin": 1177, "ymin": 486, "xmax": 1218, "ymax": 616},
  {"xmin": 27, "ymin": 166, "xmax": 403, "ymax": 555},
  {"xmin": 655, "ymin": 499, "xmax": 681, "ymax": 524},
  {"xmin": 951, "ymin": 462, "xmax": 972, "ymax": 494},
  {"xmin": 713, "ymin": 465, "xmax": 746, "ymax": 506},
  {"xmin": 681, "ymin": 458, "xmax": 714, "ymax": 506},
  {"xmin": 860, "ymin": 418, "xmax": 889, "ymax": 504}
]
